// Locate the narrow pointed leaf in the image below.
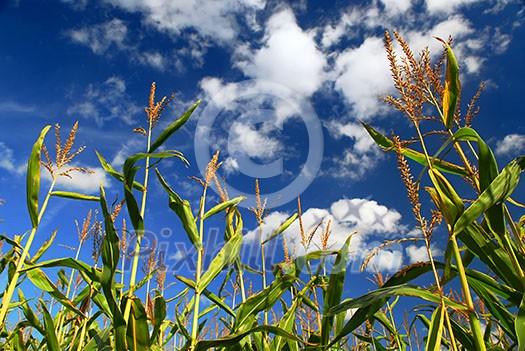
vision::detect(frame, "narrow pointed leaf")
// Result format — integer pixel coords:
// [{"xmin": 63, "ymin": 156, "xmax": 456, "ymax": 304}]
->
[
  {"xmin": 425, "ymin": 305, "xmax": 445, "ymax": 351},
  {"xmin": 156, "ymin": 169, "xmax": 201, "ymax": 249},
  {"xmin": 95, "ymin": 150, "xmax": 145, "ymax": 191},
  {"xmin": 435, "ymin": 37, "xmax": 460, "ymax": 129},
  {"xmin": 203, "ymin": 196, "xmax": 245, "ymax": 220},
  {"xmin": 27, "ymin": 125, "xmax": 51, "ymax": 227},
  {"xmin": 40, "ymin": 300, "xmax": 60, "ymax": 351},
  {"xmin": 517, "ymin": 294, "xmax": 525, "ymax": 351},
  {"xmin": 198, "ymin": 231, "xmax": 241, "ymax": 292},
  {"xmin": 262, "ymin": 213, "xmax": 298, "ymax": 245},
  {"xmin": 321, "ymin": 235, "xmax": 352, "ymax": 346},
  {"xmin": 50, "ymin": 191, "xmax": 99, "ymax": 201},
  {"xmin": 149, "ymin": 100, "xmax": 200, "ymax": 153},
  {"xmin": 360, "ymin": 121, "xmax": 468, "ymax": 176}
]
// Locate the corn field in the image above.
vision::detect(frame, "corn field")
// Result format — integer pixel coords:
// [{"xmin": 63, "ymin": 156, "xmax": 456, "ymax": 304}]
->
[{"xmin": 0, "ymin": 32, "xmax": 524, "ymax": 351}]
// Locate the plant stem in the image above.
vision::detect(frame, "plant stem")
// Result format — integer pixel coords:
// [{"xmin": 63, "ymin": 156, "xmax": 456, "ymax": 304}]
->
[
  {"xmin": 0, "ymin": 179, "xmax": 56, "ymax": 326},
  {"xmin": 190, "ymin": 187, "xmax": 208, "ymax": 350},
  {"xmin": 124, "ymin": 124, "xmax": 153, "ymax": 323},
  {"xmin": 450, "ymin": 236, "xmax": 486, "ymax": 351}
]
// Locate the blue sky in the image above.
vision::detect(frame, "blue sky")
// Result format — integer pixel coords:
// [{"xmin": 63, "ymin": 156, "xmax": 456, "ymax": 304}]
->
[{"xmin": 0, "ymin": 0, "xmax": 524, "ymax": 300}]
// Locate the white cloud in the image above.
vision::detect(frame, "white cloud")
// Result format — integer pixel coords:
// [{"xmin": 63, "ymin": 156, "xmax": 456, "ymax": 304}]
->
[
  {"xmin": 283, "ymin": 198, "xmax": 403, "ymax": 261},
  {"xmin": 135, "ymin": 51, "xmax": 166, "ymax": 70},
  {"xmin": 379, "ymin": 0, "xmax": 412, "ymax": 16},
  {"xmin": 325, "ymin": 121, "xmax": 382, "ymax": 179},
  {"xmin": 365, "ymin": 249, "xmax": 403, "ymax": 272},
  {"xmin": 495, "ymin": 134, "xmax": 525, "ymax": 156},
  {"xmin": 333, "ymin": 36, "xmax": 393, "ymax": 119},
  {"xmin": 0, "ymin": 142, "xmax": 24, "ymax": 175},
  {"xmin": 105, "ymin": 0, "xmax": 265, "ymax": 44},
  {"xmin": 235, "ymin": 8, "xmax": 327, "ymax": 97},
  {"xmin": 425, "ymin": 0, "xmax": 482, "ymax": 15},
  {"xmin": 67, "ymin": 18, "xmax": 128, "ymax": 55},
  {"xmin": 228, "ymin": 122, "xmax": 282, "ymax": 161},
  {"xmin": 243, "ymin": 198, "xmax": 404, "ymax": 272},
  {"xmin": 68, "ymin": 76, "xmax": 140, "ymax": 126},
  {"xmin": 222, "ymin": 157, "xmax": 240, "ymax": 175},
  {"xmin": 42, "ymin": 164, "xmax": 110, "ymax": 194},
  {"xmin": 0, "ymin": 101, "xmax": 36, "ymax": 114},
  {"xmin": 406, "ymin": 244, "xmax": 442, "ymax": 263}
]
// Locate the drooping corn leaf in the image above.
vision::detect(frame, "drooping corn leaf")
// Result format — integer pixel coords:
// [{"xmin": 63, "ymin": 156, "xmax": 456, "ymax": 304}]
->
[
  {"xmin": 156, "ymin": 169, "xmax": 201, "ymax": 249},
  {"xmin": 26, "ymin": 267, "xmax": 83, "ymax": 316},
  {"xmin": 360, "ymin": 121, "xmax": 468, "ymax": 176},
  {"xmin": 95, "ymin": 150, "xmax": 145, "ymax": 191},
  {"xmin": 517, "ymin": 294, "xmax": 525, "ymax": 351},
  {"xmin": 26, "ymin": 125, "xmax": 51, "ymax": 228}
]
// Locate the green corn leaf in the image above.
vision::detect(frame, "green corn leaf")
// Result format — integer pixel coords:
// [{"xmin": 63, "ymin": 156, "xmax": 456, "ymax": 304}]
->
[
  {"xmin": 329, "ymin": 284, "xmax": 467, "ymax": 346},
  {"xmin": 150, "ymin": 291, "xmax": 167, "ymax": 345},
  {"xmin": 435, "ymin": 37, "xmax": 460, "ymax": 129},
  {"xmin": 26, "ymin": 125, "xmax": 51, "ymax": 228},
  {"xmin": 428, "ymin": 168, "xmax": 464, "ymax": 227},
  {"xmin": 26, "ymin": 268, "xmax": 83, "ymax": 316},
  {"xmin": 233, "ymin": 274, "xmax": 297, "ymax": 334},
  {"xmin": 49, "ymin": 191, "xmax": 100, "ymax": 201},
  {"xmin": 360, "ymin": 120, "xmax": 468, "ymax": 176},
  {"xmin": 262, "ymin": 213, "xmax": 298, "ymax": 245},
  {"xmin": 198, "ymin": 231, "xmax": 241, "ymax": 292},
  {"xmin": 126, "ymin": 297, "xmax": 151, "ymax": 351},
  {"xmin": 30, "ymin": 229, "xmax": 57, "ymax": 264},
  {"xmin": 516, "ymin": 294, "xmax": 525, "ymax": 351},
  {"xmin": 18, "ymin": 289, "xmax": 44, "ymax": 335},
  {"xmin": 174, "ymin": 275, "xmax": 235, "ymax": 317},
  {"xmin": 425, "ymin": 305, "xmax": 445, "ymax": 351},
  {"xmin": 22, "ymin": 257, "xmax": 101, "ymax": 283},
  {"xmin": 202, "ymin": 196, "xmax": 245, "ymax": 220},
  {"xmin": 454, "ymin": 157, "xmax": 525, "ymax": 236},
  {"xmin": 321, "ymin": 235, "xmax": 352, "ymax": 346},
  {"xmin": 40, "ymin": 299, "xmax": 60, "ymax": 351},
  {"xmin": 149, "ymin": 100, "xmax": 200, "ymax": 153},
  {"xmin": 194, "ymin": 325, "xmax": 310, "ymax": 351},
  {"xmin": 469, "ymin": 279, "xmax": 517, "ymax": 341},
  {"xmin": 156, "ymin": 169, "xmax": 201, "ymax": 249},
  {"xmin": 453, "ymin": 127, "xmax": 504, "ymax": 234},
  {"xmin": 99, "ymin": 185, "xmax": 127, "ymax": 350},
  {"xmin": 95, "ymin": 150, "xmax": 145, "ymax": 191},
  {"xmin": 83, "ymin": 327, "xmax": 112, "ymax": 351}
]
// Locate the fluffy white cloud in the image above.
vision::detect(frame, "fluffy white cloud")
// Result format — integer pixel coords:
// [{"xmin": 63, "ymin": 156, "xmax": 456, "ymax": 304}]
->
[
  {"xmin": 333, "ymin": 36, "xmax": 393, "ymax": 119},
  {"xmin": 425, "ymin": 0, "xmax": 482, "ymax": 15},
  {"xmin": 406, "ymin": 244, "xmax": 442, "ymax": 263},
  {"xmin": 365, "ymin": 249, "xmax": 403, "ymax": 272},
  {"xmin": 68, "ymin": 76, "xmax": 140, "ymax": 126},
  {"xmin": 105, "ymin": 0, "xmax": 265, "ymax": 43},
  {"xmin": 243, "ymin": 198, "xmax": 405, "ymax": 272},
  {"xmin": 495, "ymin": 134, "xmax": 525, "ymax": 156},
  {"xmin": 379, "ymin": 0, "xmax": 412, "ymax": 16},
  {"xmin": 67, "ymin": 18, "xmax": 128, "ymax": 55},
  {"xmin": 0, "ymin": 142, "xmax": 24, "ymax": 175},
  {"xmin": 235, "ymin": 8, "xmax": 327, "ymax": 98},
  {"xmin": 135, "ymin": 51, "xmax": 167, "ymax": 70},
  {"xmin": 325, "ymin": 120, "xmax": 382, "ymax": 180},
  {"xmin": 227, "ymin": 122, "xmax": 282, "ymax": 161},
  {"xmin": 42, "ymin": 164, "xmax": 110, "ymax": 193}
]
